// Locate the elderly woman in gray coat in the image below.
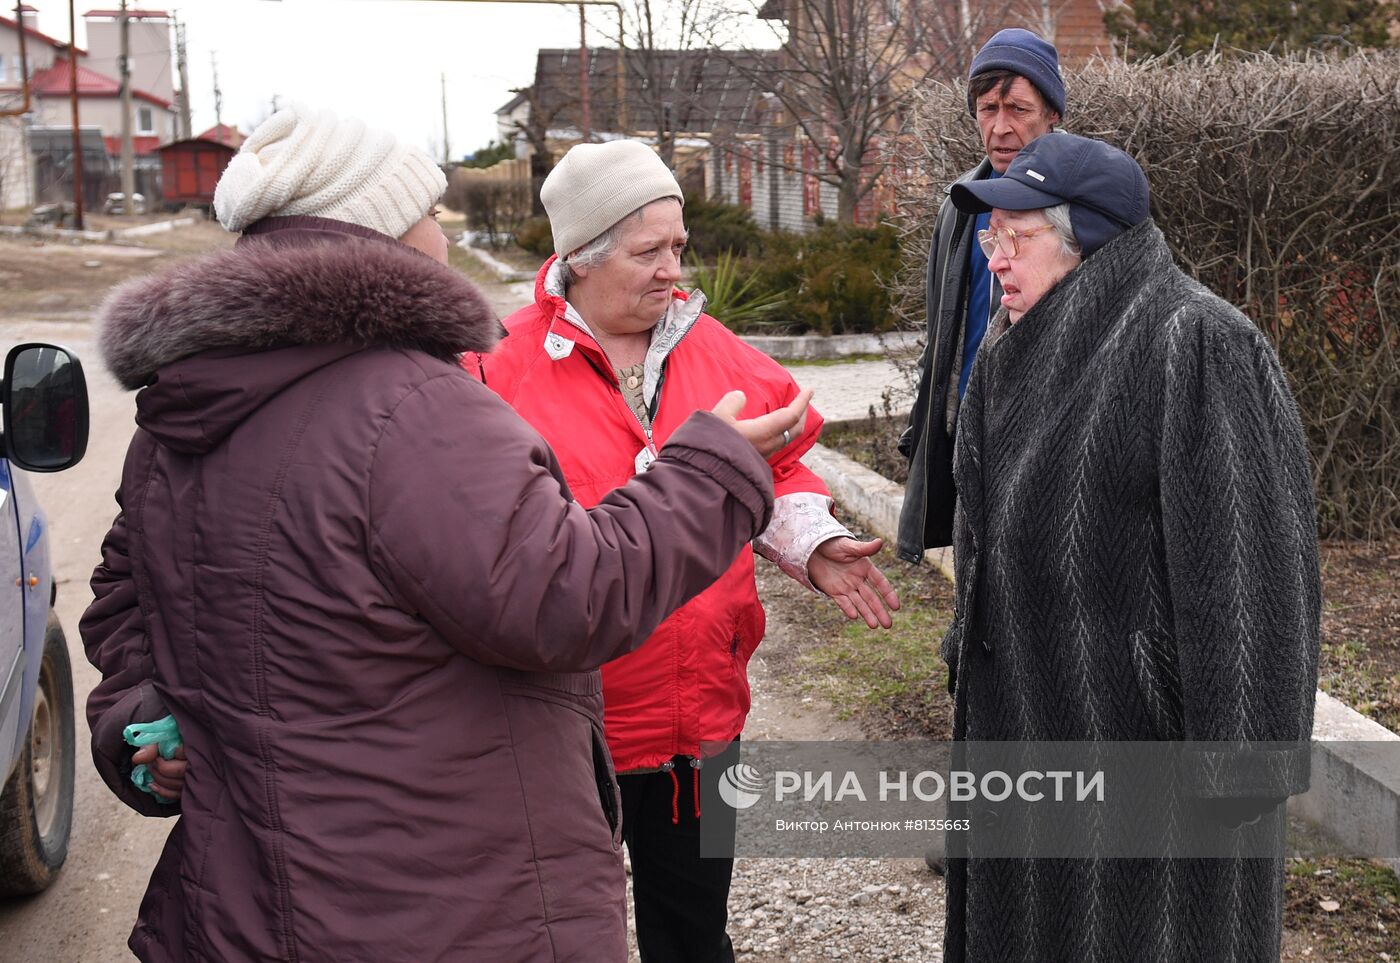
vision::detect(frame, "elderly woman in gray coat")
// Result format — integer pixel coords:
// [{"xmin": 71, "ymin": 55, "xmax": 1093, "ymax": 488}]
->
[{"xmin": 938, "ymin": 133, "xmax": 1320, "ymax": 961}]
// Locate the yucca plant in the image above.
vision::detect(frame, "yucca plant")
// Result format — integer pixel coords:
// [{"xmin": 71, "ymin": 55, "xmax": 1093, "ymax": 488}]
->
[{"xmin": 686, "ymin": 250, "xmax": 788, "ymax": 332}]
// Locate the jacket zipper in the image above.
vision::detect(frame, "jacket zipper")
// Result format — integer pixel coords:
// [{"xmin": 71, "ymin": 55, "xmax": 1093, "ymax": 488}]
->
[{"xmin": 612, "ymin": 307, "xmax": 702, "ymax": 451}]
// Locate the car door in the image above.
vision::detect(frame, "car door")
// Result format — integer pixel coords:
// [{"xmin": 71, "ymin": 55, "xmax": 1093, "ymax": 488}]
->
[{"xmin": 0, "ymin": 459, "xmax": 27, "ymax": 781}]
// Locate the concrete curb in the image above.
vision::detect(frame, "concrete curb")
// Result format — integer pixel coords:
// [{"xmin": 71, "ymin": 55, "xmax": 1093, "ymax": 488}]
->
[
  {"xmin": 457, "ymin": 238, "xmax": 535, "ymax": 283},
  {"xmin": 114, "ymin": 217, "xmax": 199, "ymax": 238},
  {"xmin": 1292, "ymin": 691, "xmax": 1400, "ymax": 871},
  {"xmin": 0, "ymin": 216, "xmax": 197, "ymax": 243},
  {"xmin": 803, "ymin": 442, "xmax": 953, "ymax": 583},
  {"xmin": 741, "ymin": 332, "xmax": 921, "ymax": 361},
  {"xmin": 804, "ymin": 440, "xmax": 1400, "ymax": 863},
  {"xmin": 0, "ymin": 224, "xmax": 110, "ymax": 242}
]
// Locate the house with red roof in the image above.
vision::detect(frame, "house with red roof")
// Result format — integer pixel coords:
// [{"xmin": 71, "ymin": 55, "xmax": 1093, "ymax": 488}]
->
[
  {"xmin": 0, "ymin": 6, "xmax": 179, "ymax": 210},
  {"xmin": 196, "ymin": 123, "xmax": 244, "ymax": 150}
]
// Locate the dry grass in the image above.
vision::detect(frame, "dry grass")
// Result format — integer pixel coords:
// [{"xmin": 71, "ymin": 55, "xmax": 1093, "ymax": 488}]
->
[{"xmin": 0, "ymin": 219, "xmax": 237, "ymax": 319}]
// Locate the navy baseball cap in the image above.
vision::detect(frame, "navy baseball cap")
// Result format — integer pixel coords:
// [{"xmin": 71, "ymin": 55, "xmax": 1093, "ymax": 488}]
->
[{"xmin": 950, "ymin": 133, "xmax": 1150, "ymax": 257}]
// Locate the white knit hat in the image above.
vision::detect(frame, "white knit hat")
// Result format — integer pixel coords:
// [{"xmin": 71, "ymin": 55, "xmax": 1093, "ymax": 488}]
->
[
  {"xmin": 214, "ymin": 103, "xmax": 446, "ymax": 239},
  {"xmin": 541, "ymin": 140, "xmax": 683, "ymax": 258}
]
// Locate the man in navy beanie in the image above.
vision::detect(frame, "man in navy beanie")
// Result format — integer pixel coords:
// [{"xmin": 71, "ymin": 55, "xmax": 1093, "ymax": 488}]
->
[{"xmin": 897, "ymin": 28, "xmax": 1065, "ymax": 560}]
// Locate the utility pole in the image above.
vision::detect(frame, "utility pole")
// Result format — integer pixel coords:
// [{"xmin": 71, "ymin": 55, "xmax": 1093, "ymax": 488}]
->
[
  {"xmin": 577, "ymin": 4, "xmax": 590, "ymax": 140},
  {"xmin": 440, "ymin": 72, "xmax": 450, "ymax": 164},
  {"xmin": 118, "ymin": 0, "xmax": 137, "ymax": 216},
  {"xmin": 211, "ymin": 52, "xmax": 223, "ymax": 131},
  {"xmin": 174, "ymin": 14, "xmax": 192, "ymax": 140},
  {"xmin": 67, "ymin": 0, "xmax": 83, "ymax": 229}
]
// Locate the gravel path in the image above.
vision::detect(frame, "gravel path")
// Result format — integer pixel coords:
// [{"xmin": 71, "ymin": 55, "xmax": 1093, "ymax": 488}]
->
[{"xmin": 780, "ymin": 362, "xmax": 912, "ymax": 424}]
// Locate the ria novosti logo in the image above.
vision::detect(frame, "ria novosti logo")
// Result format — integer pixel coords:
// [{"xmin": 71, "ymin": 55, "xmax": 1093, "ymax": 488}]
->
[{"xmin": 717, "ymin": 763, "xmax": 767, "ymax": 810}]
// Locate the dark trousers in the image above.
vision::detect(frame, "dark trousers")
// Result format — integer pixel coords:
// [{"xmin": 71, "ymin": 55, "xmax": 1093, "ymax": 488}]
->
[{"xmin": 619, "ymin": 756, "xmax": 737, "ymax": 963}]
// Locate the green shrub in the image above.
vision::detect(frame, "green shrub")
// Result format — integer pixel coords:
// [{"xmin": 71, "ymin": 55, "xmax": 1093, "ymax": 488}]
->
[
  {"xmin": 750, "ymin": 222, "xmax": 901, "ymax": 335},
  {"xmin": 687, "ymin": 250, "xmax": 786, "ymax": 331},
  {"xmin": 513, "ymin": 216, "xmax": 554, "ymax": 258},
  {"xmin": 681, "ymin": 193, "xmax": 765, "ymax": 259}
]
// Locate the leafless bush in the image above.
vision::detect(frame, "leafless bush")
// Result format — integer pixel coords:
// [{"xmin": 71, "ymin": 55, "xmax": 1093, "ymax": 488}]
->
[
  {"xmin": 890, "ymin": 50, "xmax": 1400, "ymax": 539},
  {"xmin": 444, "ymin": 167, "xmax": 531, "ymax": 250}
]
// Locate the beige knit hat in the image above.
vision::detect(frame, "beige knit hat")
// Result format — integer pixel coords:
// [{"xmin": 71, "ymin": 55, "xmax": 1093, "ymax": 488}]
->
[
  {"xmin": 214, "ymin": 103, "xmax": 446, "ymax": 239},
  {"xmin": 541, "ymin": 140, "xmax": 683, "ymax": 258}
]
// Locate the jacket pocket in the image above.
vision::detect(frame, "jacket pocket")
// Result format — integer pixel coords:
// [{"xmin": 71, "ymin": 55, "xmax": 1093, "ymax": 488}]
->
[
  {"xmin": 727, "ymin": 605, "xmax": 764, "ymax": 665},
  {"xmin": 939, "ymin": 619, "xmax": 963, "ymax": 698},
  {"xmin": 496, "ymin": 669, "xmax": 621, "ymax": 850},
  {"xmin": 590, "ymin": 724, "xmax": 622, "ymax": 844},
  {"xmin": 1128, "ymin": 629, "xmax": 1184, "ymax": 740}
]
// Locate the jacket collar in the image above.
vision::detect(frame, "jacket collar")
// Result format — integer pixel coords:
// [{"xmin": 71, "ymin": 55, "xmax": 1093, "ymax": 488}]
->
[
  {"xmin": 946, "ymin": 156, "xmax": 995, "ymax": 196},
  {"xmin": 980, "ymin": 219, "xmax": 1170, "ymax": 384},
  {"xmin": 530, "ymin": 256, "xmax": 706, "ymax": 407},
  {"xmin": 237, "ymin": 214, "xmax": 404, "ymax": 249}
]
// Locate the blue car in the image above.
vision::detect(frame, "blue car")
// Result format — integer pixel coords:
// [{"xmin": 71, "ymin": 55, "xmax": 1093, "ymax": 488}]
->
[{"xmin": 0, "ymin": 344, "xmax": 88, "ymax": 897}]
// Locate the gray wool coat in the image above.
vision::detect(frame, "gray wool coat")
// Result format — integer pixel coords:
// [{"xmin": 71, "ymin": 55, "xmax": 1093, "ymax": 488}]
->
[{"xmin": 942, "ymin": 221, "xmax": 1321, "ymax": 962}]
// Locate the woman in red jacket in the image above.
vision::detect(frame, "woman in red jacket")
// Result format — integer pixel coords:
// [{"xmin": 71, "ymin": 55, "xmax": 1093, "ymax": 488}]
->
[{"xmin": 468, "ymin": 139, "xmax": 900, "ymax": 963}]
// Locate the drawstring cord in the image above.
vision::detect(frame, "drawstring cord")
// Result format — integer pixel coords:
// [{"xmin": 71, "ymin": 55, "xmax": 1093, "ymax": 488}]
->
[
  {"xmin": 662, "ymin": 761, "xmax": 679, "ymax": 825},
  {"xmin": 661, "ymin": 757, "xmax": 703, "ymax": 825}
]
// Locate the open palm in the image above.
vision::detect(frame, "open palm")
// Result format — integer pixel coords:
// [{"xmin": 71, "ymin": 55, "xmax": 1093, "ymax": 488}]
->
[{"xmin": 808, "ymin": 536, "xmax": 900, "ymax": 629}]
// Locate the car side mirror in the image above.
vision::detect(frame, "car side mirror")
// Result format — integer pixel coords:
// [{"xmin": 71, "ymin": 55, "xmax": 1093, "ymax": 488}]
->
[{"xmin": 1, "ymin": 343, "xmax": 90, "ymax": 473}]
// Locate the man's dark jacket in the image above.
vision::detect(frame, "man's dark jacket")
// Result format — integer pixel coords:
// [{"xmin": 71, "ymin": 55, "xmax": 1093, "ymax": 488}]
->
[{"xmin": 897, "ymin": 158, "xmax": 997, "ymax": 561}]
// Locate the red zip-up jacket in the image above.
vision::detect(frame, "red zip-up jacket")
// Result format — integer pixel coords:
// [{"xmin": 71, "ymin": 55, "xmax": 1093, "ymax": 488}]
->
[{"xmin": 466, "ymin": 257, "xmax": 831, "ymax": 771}]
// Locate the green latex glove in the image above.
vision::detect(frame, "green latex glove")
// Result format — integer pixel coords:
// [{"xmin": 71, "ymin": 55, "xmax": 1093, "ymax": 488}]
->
[{"xmin": 124, "ymin": 714, "xmax": 182, "ymax": 804}]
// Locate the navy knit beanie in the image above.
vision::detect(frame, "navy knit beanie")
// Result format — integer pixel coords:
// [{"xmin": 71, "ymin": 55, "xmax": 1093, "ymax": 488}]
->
[{"xmin": 967, "ymin": 28, "xmax": 1066, "ymax": 119}]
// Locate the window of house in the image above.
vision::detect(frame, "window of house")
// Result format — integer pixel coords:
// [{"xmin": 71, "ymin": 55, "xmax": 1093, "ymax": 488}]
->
[
  {"xmin": 138, "ymin": 107, "xmax": 154, "ymax": 134},
  {"xmin": 0, "ymin": 55, "xmax": 7, "ymax": 84}
]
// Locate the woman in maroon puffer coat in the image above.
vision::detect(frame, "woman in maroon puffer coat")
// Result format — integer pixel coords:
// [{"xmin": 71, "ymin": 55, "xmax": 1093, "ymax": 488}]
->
[{"xmin": 81, "ymin": 104, "xmax": 808, "ymax": 963}]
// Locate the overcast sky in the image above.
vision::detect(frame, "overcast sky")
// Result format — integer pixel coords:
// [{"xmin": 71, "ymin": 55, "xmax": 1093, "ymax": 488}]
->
[{"xmin": 20, "ymin": 0, "xmax": 774, "ymax": 158}]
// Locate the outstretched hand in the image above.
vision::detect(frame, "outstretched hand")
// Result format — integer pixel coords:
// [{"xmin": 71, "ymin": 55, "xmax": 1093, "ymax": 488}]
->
[
  {"xmin": 711, "ymin": 388, "xmax": 813, "ymax": 458},
  {"xmin": 808, "ymin": 536, "xmax": 900, "ymax": 629}
]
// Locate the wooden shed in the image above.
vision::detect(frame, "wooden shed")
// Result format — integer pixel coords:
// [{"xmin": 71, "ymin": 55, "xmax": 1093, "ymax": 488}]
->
[{"xmin": 156, "ymin": 130, "xmax": 239, "ymax": 209}]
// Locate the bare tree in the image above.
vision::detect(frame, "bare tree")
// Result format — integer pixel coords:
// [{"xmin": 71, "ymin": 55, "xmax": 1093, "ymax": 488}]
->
[
  {"xmin": 445, "ymin": 168, "xmax": 532, "ymax": 250},
  {"xmin": 504, "ymin": 83, "xmax": 577, "ymax": 215},
  {"xmin": 612, "ymin": 0, "xmax": 739, "ymax": 166},
  {"xmin": 1014, "ymin": 0, "xmax": 1078, "ymax": 43},
  {"xmin": 0, "ymin": 73, "xmax": 31, "ymax": 220},
  {"xmin": 726, "ymin": 0, "xmax": 1022, "ymax": 224},
  {"xmin": 0, "ymin": 117, "xmax": 23, "ymax": 221}
]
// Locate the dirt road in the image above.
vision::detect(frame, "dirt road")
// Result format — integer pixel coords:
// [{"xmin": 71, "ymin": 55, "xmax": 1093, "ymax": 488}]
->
[{"xmin": 0, "ymin": 311, "xmax": 166, "ymax": 962}]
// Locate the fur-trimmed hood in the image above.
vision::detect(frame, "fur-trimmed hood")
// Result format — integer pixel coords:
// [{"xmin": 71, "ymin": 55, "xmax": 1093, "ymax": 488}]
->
[{"xmin": 99, "ymin": 218, "xmax": 499, "ymax": 391}]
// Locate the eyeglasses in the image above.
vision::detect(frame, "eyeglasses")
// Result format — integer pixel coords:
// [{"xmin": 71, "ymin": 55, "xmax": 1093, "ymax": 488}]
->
[{"xmin": 977, "ymin": 223, "xmax": 1057, "ymax": 260}]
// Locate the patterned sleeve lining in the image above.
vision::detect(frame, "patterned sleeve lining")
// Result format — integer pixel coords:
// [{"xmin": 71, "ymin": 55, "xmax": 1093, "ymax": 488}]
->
[{"xmin": 753, "ymin": 491, "xmax": 852, "ymax": 592}]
